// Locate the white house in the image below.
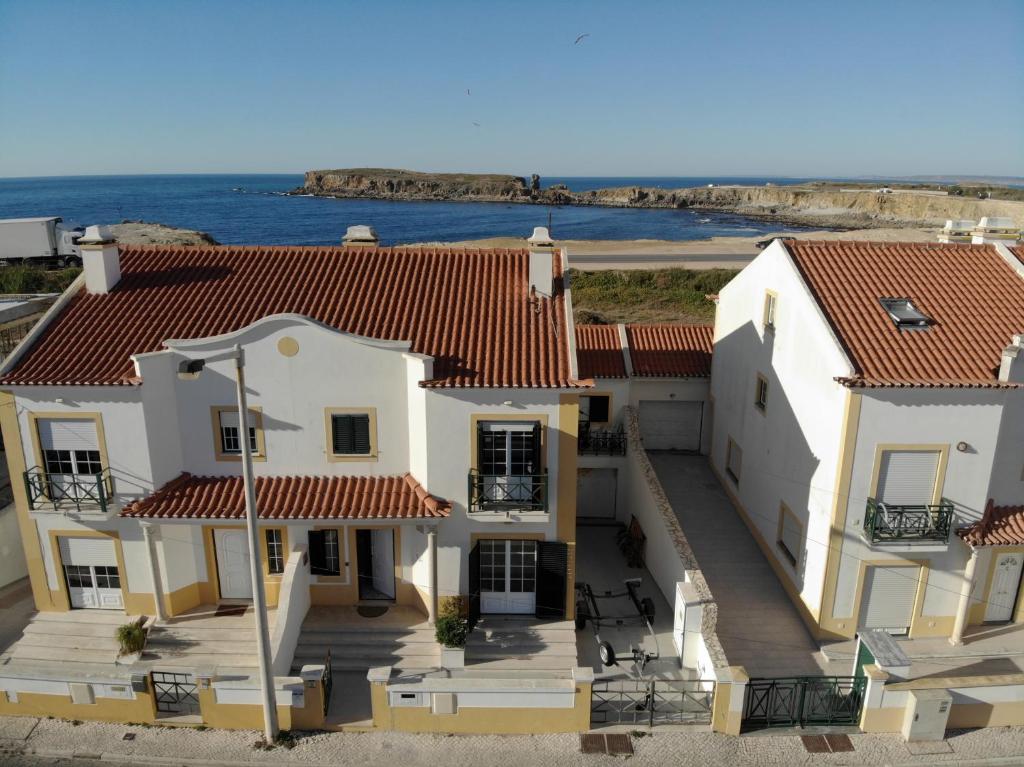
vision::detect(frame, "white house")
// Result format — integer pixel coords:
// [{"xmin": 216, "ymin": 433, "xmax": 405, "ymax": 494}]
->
[{"xmin": 710, "ymin": 238, "xmax": 1024, "ymax": 642}]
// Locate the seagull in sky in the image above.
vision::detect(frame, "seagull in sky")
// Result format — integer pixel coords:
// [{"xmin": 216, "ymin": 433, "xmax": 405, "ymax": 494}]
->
[
  {"xmin": 473, "ymin": 121, "xmax": 481, "ymax": 127},
  {"xmin": 574, "ymin": 33, "xmax": 590, "ymax": 45},
  {"xmin": 466, "ymin": 88, "xmax": 471, "ymax": 96}
]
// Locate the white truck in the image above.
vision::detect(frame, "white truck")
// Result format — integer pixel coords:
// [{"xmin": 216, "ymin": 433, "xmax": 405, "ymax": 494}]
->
[{"xmin": 0, "ymin": 217, "xmax": 85, "ymax": 268}]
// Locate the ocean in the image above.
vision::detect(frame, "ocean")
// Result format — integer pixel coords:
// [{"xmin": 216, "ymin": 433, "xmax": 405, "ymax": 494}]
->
[{"xmin": 0, "ymin": 174, "xmax": 825, "ymax": 246}]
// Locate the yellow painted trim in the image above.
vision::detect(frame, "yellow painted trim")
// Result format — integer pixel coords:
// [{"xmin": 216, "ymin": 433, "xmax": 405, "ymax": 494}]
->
[
  {"xmin": 307, "ymin": 525, "xmax": 419, "ymax": 609},
  {"xmin": 197, "ymin": 686, "xmax": 293, "ymax": 731},
  {"xmin": 868, "ymin": 443, "xmax": 950, "ymax": 505},
  {"xmin": 579, "ymin": 390, "xmax": 612, "ymax": 426},
  {"xmin": 0, "ymin": 390, "xmax": 54, "ymax": 610},
  {"xmin": 0, "ymin": 687, "xmax": 157, "ymax": 724},
  {"xmin": 469, "ymin": 413, "xmax": 550, "ymax": 473},
  {"xmin": 861, "ymin": 706, "xmax": 905, "ymax": 733},
  {"xmin": 209, "ymin": 405, "xmax": 266, "ymax": 463},
  {"xmin": 47, "ymin": 528, "xmax": 131, "ymax": 613},
  {"xmin": 324, "ymin": 406, "xmax": 379, "ymax": 462},
  {"xmin": 818, "ymin": 391, "xmax": 862, "ymax": 638},
  {"xmin": 27, "ymin": 411, "xmax": 111, "ymax": 504},
  {"xmin": 558, "ymin": 394, "xmax": 579, "ymax": 620},
  {"xmin": 948, "ymin": 701, "xmax": 1024, "ymax": 729},
  {"xmin": 202, "ymin": 524, "xmax": 287, "ymax": 607},
  {"xmin": 775, "ymin": 502, "xmax": 802, "ymax": 571},
  {"xmin": 847, "ymin": 558, "xmax": 931, "ymax": 638},
  {"xmin": 972, "ymin": 546, "xmax": 1024, "ymax": 625}
]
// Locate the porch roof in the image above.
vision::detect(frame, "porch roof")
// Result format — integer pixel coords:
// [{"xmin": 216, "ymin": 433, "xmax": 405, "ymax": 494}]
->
[
  {"xmin": 122, "ymin": 472, "xmax": 450, "ymax": 521},
  {"xmin": 957, "ymin": 500, "xmax": 1024, "ymax": 547}
]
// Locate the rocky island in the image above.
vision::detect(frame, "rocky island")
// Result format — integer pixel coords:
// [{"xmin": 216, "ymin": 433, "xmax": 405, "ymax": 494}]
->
[{"xmin": 296, "ymin": 168, "xmax": 1024, "ymax": 230}]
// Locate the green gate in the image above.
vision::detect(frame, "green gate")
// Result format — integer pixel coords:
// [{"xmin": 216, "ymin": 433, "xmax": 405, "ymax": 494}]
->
[{"xmin": 741, "ymin": 676, "xmax": 866, "ymax": 731}]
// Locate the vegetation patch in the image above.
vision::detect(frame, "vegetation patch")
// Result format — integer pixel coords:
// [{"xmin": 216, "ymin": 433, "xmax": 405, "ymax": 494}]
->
[
  {"xmin": 0, "ymin": 266, "xmax": 80, "ymax": 294},
  {"xmin": 569, "ymin": 267, "xmax": 737, "ymax": 324}
]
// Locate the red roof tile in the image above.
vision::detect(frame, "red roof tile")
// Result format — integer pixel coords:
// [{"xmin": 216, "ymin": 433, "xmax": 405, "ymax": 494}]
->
[
  {"xmin": 626, "ymin": 324, "xmax": 713, "ymax": 378},
  {"xmin": 122, "ymin": 473, "xmax": 450, "ymax": 520},
  {"xmin": 1011, "ymin": 245, "xmax": 1024, "ymax": 266},
  {"xmin": 1, "ymin": 245, "xmax": 578, "ymax": 388},
  {"xmin": 575, "ymin": 325, "xmax": 627, "ymax": 378},
  {"xmin": 957, "ymin": 500, "xmax": 1024, "ymax": 547},
  {"xmin": 784, "ymin": 240, "xmax": 1024, "ymax": 388}
]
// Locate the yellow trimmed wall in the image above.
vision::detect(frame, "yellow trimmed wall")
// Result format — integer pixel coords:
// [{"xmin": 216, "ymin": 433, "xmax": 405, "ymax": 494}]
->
[{"xmin": 0, "ymin": 687, "xmax": 156, "ymax": 724}]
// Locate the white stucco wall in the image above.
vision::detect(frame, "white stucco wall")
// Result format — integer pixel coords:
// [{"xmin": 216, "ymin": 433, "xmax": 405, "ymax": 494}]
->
[
  {"xmin": 710, "ymin": 240, "xmax": 854, "ymax": 616},
  {"xmin": 0, "ymin": 502, "xmax": 27, "ymax": 587}
]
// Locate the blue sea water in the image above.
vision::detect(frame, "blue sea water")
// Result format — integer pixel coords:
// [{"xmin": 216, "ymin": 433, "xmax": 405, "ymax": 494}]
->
[{"xmin": 0, "ymin": 174, "xmax": 825, "ymax": 246}]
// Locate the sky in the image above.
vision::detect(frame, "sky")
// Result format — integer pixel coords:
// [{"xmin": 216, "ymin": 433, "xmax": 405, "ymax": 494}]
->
[{"xmin": 1, "ymin": 0, "xmax": 1022, "ymax": 179}]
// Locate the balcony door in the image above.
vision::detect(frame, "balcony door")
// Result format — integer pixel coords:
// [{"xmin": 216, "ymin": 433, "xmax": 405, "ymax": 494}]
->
[
  {"xmin": 478, "ymin": 422, "xmax": 541, "ymax": 506},
  {"xmin": 479, "ymin": 539, "xmax": 537, "ymax": 614},
  {"xmin": 37, "ymin": 418, "xmax": 102, "ymax": 503}
]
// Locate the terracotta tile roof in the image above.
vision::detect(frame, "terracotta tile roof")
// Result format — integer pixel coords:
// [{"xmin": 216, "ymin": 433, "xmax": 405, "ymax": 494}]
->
[
  {"xmin": 626, "ymin": 324, "xmax": 713, "ymax": 378},
  {"xmin": 1011, "ymin": 245, "xmax": 1024, "ymax": 265},
  {"xmin": 575, "ymin": 325, "xmax": 627, "ymax": 378},
  {"xmin": 784, "ymin": 240, "xmax": 1024, "ymax": 388},
  {"xmin": 957, "ymin": 500, "xmax": 1024, "ymax": 547},
  {"xmin": 122, "ymin": 472, "xmax": 450, "ymax": 520},
  {"xmin": 1, "ymin": 245, "xmax": 578, "ymax": 388}
]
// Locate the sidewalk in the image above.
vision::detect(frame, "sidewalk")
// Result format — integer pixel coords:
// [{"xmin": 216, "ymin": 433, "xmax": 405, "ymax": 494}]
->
[{"xmin": 3, "ymin": 715, "xmax": 1024, "ymax": 766}]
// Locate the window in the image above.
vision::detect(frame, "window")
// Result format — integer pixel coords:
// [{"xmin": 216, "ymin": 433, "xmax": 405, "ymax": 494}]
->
[
  {"xmin": 725, "ymin": 438, "xmax": 742, "ymax": 484},
  {"xmin": 308, "ymin": 529, "xmax": 340, "ymax": 576},
  {"xmin": 579, "ymin": 395, "xmax": 611, "ymax": 425},
  {"xmin": 776, "ymin": 505, "xmax": 801, "ymax": 568},
  {"xmin": 265, "ymin": 529, "xmax": 284, "ymax": 575},
  {"xmin": 93, "ymin": 565, "xmax": 121, "ymax": 589},
  {"xmin": 479, "ymin": 422, "xmax": 542, "ymax": 477},
  {"xmin": 879, "ymin": 297, "xmax": 931, "ymax": 330},
  {"xmin": 63, "ymin": 565, "xmax": 93, "ymax": 588},
  {"xmin": 479, "ymin": 540, "xmax": 506, "ymax": 593},
  {"xmin": 755, "ymin": 374, "xmax": 769, "ymax": 411},
  {"xmin": 212, "ymin": 407, "xmax": 263, "ymax": 460},
  {"xmin": 763, "ymin": 291, "xmax": 778, "ymax": 330},
  {"xmin": 875, "ymin": 449, "xmax": 941, "ymax": 505},
  {"xmin": 325, "ymin": 408, "xmax": 377, "ymax": 461}
]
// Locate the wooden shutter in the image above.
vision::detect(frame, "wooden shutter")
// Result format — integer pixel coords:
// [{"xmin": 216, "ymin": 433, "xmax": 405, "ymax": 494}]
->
[
  {"xmin": 877, "ymin": 450, "xmax": 940, "ymax": 505},
  {"xmin": 467, "ymin": 542, "xmax": 481, "ymax": 624},
  {"xmin": 535, "ymin": 541, "xmax": 568, "ymax": 619},
  {"xmin": 308, "ymin": 530, "xmax": 328, "ymax": 575},
  {"xmin": 860, "ymin": 566, "xmax": 919, "ymax": 633}
]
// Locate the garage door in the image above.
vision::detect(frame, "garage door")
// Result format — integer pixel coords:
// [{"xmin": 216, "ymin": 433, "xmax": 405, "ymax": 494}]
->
[
  {"xmin": 638, "ymin": 401, "xmax": 703, "ymax": 451},
  {"xmin": 577, "ymin": 468, "xmax": 617, "ymax": 519},
  {"xmin": 858, "ymin": 566, "xmax": 919, "ymax": 635},
  {"xmin": 58, "ymin": 537, "xmax": 123, "ymax": 610}
]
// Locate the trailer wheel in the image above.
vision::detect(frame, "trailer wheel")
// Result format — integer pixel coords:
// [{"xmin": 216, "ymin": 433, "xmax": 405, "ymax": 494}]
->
[
  {"xmin": 574, "ymin": 601, "xmax": 588, "ymax": 630},
  {"xmin": 598, "ymin": 641, "xmax": 616, "ymax": 667},
  {"xmin": 640, "ymin": 597, "xmax": 656, "ymax": 622}
]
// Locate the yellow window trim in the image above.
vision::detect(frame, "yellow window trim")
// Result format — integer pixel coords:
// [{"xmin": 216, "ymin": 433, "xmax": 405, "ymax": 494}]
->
[
  {"xmin": 868, "ymin": 443, "xmax": 950, "ymax": 505},
  {"xmin": 28, "ymin": 411, "xmax": 111, "ymax": 486},
  {"xmin": 850, "ymin": 558, "xmax": 931, "ymax": 638},
  {"xmin": 763, "ymin": 289, "xmax": 778, "ymax": 331},
  {"xmin": 48, "ymin": 528, "xmax": 130, "ymax": 612},
  {"xmin": 469, "ymin": 413, "xmax": 549, "ymax": 472},
  {"xmin": 324, "ymin": 407, "xmax": 379, "ymax": 463},
  {"xmin": 776, "ymin": 502, "xmax": 802, "ymax": 570},
  {"xmin": 210, "ymin": 405, "xmax": 266, "ymax": 463},
  {"xmin": 203, "ymin": 524, "xmax": 289, "ymax": 602}
]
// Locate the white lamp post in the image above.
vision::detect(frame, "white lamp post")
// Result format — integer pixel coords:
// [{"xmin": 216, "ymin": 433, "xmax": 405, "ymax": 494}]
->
[{"xmin": 178, "ymin": 344, "xmax": 278, "ymax": 742}]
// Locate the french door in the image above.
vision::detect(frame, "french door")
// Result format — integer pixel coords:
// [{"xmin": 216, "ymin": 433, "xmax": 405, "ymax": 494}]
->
[
  {"xmin": 479, "ymin": 539, "xmax": 537, "ymax": 614},
  {"xmin": 479, "ymin": 422, "xmax": 541, "ymax": 505},
  {"xmin": 38, "ymin": 418, "xmax": 102, "ymax": 501}
]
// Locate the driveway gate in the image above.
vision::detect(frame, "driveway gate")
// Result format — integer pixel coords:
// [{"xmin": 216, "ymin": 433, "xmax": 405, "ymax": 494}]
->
[
  {"xmin": 591, "ymin": 679, "xmax": 714, "ymax": 726},
  {"xmin": 152, "ymin": 671, "xmax": 200, "ymax": 716},
  {"xmin": 742, "ymin": 676, "xmax": 865, "ymax": 731}
]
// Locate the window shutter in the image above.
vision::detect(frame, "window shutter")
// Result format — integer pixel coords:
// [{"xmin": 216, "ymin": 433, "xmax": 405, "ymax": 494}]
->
[
  {"xmin": 352, "ymin": 414, "xmax": 370, "ymax": 454},
  {"xmin": 530, "ymin": 422, "xmax": 542, "ymax": 474},
  {"xmin": 588, "ymin": 396, "xmax": 610, "ymax": 423},
  {"xmin": 535, "ymin": 541, "xmax": 568, "ymax": 619},
  {"xmin": 877, "ymin": 451, "xmax": 940, "ymax": 505},
  {"xmin": 332, "ymin": 414, "xmax": 371, "ymax": 455},
  {"xmin": 38, "ymin": 420, "xmax": 99, "ymax": 451},
  {"xmin": 308, "ymin": 530, "xmax": 328, "ymax": 575},
  {"xmin": 467, "ymin": 542, "xmax": 481, "ymax": 625}
]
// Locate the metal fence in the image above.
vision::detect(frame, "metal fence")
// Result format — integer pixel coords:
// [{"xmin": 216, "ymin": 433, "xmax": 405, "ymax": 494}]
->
[
  {"xmin": 742, "ymin": 676, "xmax": 866, "ymax": 731},
  {"xmin": 152, "ymin": 671, "xmax": 200, "ymax": 716},
  {"xmin": 591, "ymin": 678, "xmax": 714, "ymax": 726}
]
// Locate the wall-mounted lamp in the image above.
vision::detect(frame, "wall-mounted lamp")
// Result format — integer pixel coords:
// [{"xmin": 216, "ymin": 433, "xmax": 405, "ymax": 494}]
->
[{"xmin": 956, "ymin": 441, "xmax": 970, "ymax": 453}]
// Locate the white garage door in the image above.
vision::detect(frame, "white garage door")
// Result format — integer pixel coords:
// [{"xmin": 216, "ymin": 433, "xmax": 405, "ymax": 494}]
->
[
  {"xmin": 58, "ymin": 537, "xmax": 123, "ymax": 610},
  {"xmin": 638, "ymin": 401, "xmax": 703, "ymax": 451},
  {"xmin": 859, "ymin": 566, "xmax": 919, "ymax": 635},
  {"xmin": 577, "ymin": 468, "xmax": 617, "ymax": 519}
]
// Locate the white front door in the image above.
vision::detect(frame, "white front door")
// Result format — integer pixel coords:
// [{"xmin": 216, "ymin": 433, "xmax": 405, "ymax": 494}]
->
[
  {"xmin": 985, "ymin": 553, "xmax": 1024, "ymax": 623},
  {"xmin": 480, "ymin": 539, "xmax": 537, "ymax": 614},
  {"xmin": 215, "ymin": 529, "xmax": 253, "ymax": 600},
  {"xmin": 59, "ymin": 537, "xmax": 123, "ymax": 610},
  {"xmin": 370, "ymin": 529, "xmax": 396, "ymax": 599}
]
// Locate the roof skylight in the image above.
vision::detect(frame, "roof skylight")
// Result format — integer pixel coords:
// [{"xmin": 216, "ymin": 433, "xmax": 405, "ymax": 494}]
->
[{"xmin": 879, "ymin": 297, "xmax": 932, "ymax": 329}]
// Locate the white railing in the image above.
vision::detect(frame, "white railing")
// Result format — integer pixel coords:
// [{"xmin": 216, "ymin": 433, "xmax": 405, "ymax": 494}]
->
[{"xmin": 269, "ymin": 544, "xmax": 311, "ymax": 676}]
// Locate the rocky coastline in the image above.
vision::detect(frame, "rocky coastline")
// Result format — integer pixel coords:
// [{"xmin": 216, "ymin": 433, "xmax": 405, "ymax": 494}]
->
[{"xmin": 294, "ymin": 168, "xmax": 1024, "ymax": 230}]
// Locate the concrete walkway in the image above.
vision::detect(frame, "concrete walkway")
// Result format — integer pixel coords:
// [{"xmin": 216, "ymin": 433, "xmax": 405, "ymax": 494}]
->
[{"xmin": 648, "ymin": 453, "xmax": 838, "ymax": 677}]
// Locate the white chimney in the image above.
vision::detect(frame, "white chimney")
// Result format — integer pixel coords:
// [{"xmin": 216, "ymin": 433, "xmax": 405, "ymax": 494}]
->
[
  {"xmin": 972, "ymin": 217, "xmax": 1020, "ymax": 245},
  {"xmin": 999, "ymin": 335, "xmax": 1024, "ymax": 384},
  {"xmin": 79, "ymin": 225, "xmax": 121, "ymax": 294},
  {"xmin": 342, "ymin": 225, "xmax": 379, "ymax": 247},
  {"xmin": 527, "ymin": 226, "xmax": 554, "ymax": 298}
]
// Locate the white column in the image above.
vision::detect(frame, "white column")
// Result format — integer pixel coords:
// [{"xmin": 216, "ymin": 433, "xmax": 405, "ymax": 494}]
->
[
  {"xmin": 426, "ymin": 528, "xmax": 438, "ymax": 625},
  {"xmin": 950, "ymin": 548, "xmax": 980, "ymax": 646},
  {"xmin": 140, "ymin": 522, "xmax": 167, "ymax": 623}
]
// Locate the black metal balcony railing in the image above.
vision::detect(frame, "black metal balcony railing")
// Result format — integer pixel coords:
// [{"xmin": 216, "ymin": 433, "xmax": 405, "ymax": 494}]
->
[
  {"xmin": 468, "ymin": 470, "xmax": 548, "ymax": 513},
  {"xmin": 863, "ymin": 497, "xmax": 954, "ymax": 543},
  {"xmin": 24, "ymin": 467, "xmax": 112, "ymax": 513},
  {"xmin": 578, "ymin": 426, "xmax": 627, "ymax": 456}
]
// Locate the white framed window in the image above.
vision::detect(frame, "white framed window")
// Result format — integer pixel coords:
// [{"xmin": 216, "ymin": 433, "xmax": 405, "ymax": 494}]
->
[
  {"xmin": 265, "ymin": 529, "xmax": 284, "ymax": 575},
  {"xmin": 755, "ymin": 374, "xmax": 769, "ymax": 411},
  {"xmin": 763, "ymin": 290, "xmax": 778, "ymax": 330},
  {"xmin": 212, "ymin": 407, "xmax": 263, "ymax": 460}
]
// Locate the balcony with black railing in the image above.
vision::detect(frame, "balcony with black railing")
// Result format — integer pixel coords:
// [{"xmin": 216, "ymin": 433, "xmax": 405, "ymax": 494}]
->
[
  {"xmin": 24, "ymin": 467, "xmax": 113, "ymax": 513},
  {"xmin": 467, "ymin": 470, "xmax": 548, "ymax": 514},
  {"xmin": 577, "ymin": 424, "xmax": 627, "ymax": 456},
  {"xmin": 863, "ymin": 497, "xmax": 954, "ymax": 543}
]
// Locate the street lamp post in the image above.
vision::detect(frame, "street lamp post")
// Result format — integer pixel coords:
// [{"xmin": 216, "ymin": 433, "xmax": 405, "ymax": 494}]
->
[{"xmin": 178, "ymin": 344, "xmax": 278, "ymax": 742}]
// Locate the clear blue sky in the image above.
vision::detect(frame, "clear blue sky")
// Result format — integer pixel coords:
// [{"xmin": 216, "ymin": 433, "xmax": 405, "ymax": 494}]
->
[{"xmin": 1, "ymin": 0, "xmax": 1022, "ymax": 178}]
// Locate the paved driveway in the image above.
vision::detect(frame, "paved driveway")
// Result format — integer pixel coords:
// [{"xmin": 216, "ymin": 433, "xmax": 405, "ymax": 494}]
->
[{"xmin": 648, "ymin": 453, "xmax": 840, "ymax": 677}]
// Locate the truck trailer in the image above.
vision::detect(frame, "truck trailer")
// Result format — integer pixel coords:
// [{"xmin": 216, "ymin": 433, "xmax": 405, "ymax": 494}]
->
[{"xmin": 0, "ymin": 217, "xmax": 84, "ymax": 268}]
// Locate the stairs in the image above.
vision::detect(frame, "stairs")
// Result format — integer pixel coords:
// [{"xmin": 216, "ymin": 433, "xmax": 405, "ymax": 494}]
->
[
  {"xmin": 4, "ymin": 611, "xmax": 126, "ymax": 666},
  {"xmin": 142, "ymin": 622, "xmax": 260, "ymax": 670},
  {"xmin": 465, "ymin": 617, "xmax": 578, "ymax": 670},
  {"xmin": 292, "ymin": 624, "xmax": 440, "ymax": 671}
]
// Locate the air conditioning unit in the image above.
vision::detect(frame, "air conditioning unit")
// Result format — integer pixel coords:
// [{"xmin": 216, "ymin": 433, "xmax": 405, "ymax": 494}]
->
[{"xmin": 902, "ymin": 689, "xmax": 952, "ymax": 742}]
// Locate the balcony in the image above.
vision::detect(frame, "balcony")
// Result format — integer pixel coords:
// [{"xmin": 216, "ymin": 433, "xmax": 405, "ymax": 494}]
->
[
  {"xmin": 24, "ymin": 467, "xmax": 113, "ymax": 513},
  {"xmin": 863, "ymin": 497, "xmax": 954, "ymax": 543},
  {"xmin": 578, "ymin": 424, "xmax": 627, "ymax": 456},
  {"xmin": 467, "ymin": 470, "xmax": 548, "ymax": 514}
]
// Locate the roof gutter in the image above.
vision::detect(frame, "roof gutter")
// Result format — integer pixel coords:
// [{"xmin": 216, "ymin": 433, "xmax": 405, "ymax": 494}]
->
[{"xmin": 0, "ymin": 273, "xmax": 86, "ymax": 381}]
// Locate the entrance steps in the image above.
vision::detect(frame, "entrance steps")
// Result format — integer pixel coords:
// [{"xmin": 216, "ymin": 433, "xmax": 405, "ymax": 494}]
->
[
  {"xmin": 3, "ymin": 611, "xmax": 126, "ymax": 666},
  {"xmin": 465, "ymin": 616, "xmax": 578, "ymax": 670},
  {"xmin": 293, "ymin": 625, "xmax": 440, "ymax": 671}
]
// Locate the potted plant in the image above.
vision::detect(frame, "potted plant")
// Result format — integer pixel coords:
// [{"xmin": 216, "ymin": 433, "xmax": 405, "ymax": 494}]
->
[
  {"xmin": 435, "ymin": 596, "xmax": 470, "ymax": 668},
  {"xmin": 115, "ymin": 618, "xmax": 147, "ymax": 665}
]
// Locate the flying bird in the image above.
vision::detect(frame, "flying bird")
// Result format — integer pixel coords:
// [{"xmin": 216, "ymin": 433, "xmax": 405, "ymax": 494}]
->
[
  {"xmin": 574, "ymin": 33, "xmax": 590, "ymax": 45},
  {"xmin": 466, "ymin": 88, "xmax": 471, "ymax": 96},
  {"xmin": 473, "ymin": 121, "xmax": 481, "ymax": 127}
]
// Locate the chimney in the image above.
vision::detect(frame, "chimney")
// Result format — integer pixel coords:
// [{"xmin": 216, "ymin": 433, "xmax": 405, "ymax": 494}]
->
[
  {"xmin": 971, "ymin": 217, "xmax": 1020, "ymax": 245},
  {"xmin": 342, "ymin": 225, "xmax": 379, "ymax": 247},
  {"xmin": 79, "ymin": 225, "xmax": 121, "ymax": 294},
  {"xmin": 998, "ymin": 334, "xmax": 1024, "ymax": 383},
  {"xmin": 938, "ymin": 219, "xmax": 974, "ymax": 244},
  {"xmin": 527, "ymin": 226, "xmax": 554, "ymax": 298}
]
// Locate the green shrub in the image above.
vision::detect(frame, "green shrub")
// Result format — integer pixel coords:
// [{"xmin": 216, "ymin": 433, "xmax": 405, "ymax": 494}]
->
[
  {"xmin": 116, "ymin": 620, "xmax": 147, "ymax": 656},
  {"xmin": 438, "ymin": 595, "xmax": 465, "ymax": 620},
  {"xmin": 435, "ymin": 614, "xmax": 470, "ymax": 648},
  {"xmin": 0, "ymin": 266, "xmax": 80, "ymax": 295}
]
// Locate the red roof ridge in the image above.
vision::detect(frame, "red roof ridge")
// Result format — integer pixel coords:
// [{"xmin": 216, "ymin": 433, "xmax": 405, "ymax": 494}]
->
[{"xmin": 958, "ymin": 499, "xmax": 1024, "ymax": 547}]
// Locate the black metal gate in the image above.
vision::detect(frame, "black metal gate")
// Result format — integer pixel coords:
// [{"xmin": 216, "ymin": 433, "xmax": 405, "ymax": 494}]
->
[
  {"xmin": 322, "ymin": 648, "xmax": 333, "ymax": 716},
  {"xmin": 152, "ymin": 671, "xmax": 199, "ymax": 716},
  {"xmin": 591, "ymin": 679, "xmax": 714, "ymax": 726},
  {"xmin": 742, "ymin": 676, "xmax": 866, "ymax": 731}
]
